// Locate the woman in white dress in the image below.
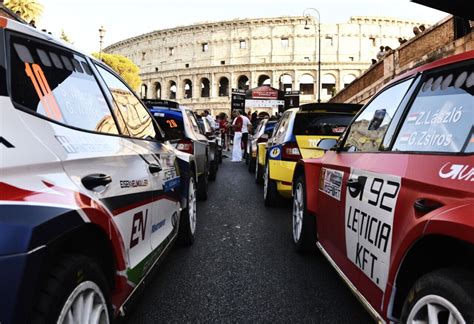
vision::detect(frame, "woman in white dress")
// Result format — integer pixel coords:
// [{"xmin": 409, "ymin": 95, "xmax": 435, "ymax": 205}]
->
[{"xmin": 231, "ymin": 110, "xmax": 243, "ymax": 162}]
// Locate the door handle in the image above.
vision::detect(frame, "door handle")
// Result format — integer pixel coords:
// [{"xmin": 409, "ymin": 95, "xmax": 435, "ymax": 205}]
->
[
  {"xmin": 414, "ymin": 199, "xmax": 443, "ymax": 214},
  {"xmin": 149, "ymin": 163, "xmax": 162, "ymax": 174},
  {"xmin": 346, "ymin": 178, "xmax": 361, "ymax": 189},
  {"xmin": 82, "ymin": 174, "xmax": 112, "ymax": 190}
]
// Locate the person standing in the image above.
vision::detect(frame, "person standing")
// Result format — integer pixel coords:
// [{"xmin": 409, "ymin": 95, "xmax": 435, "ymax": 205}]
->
[
  {"xmin": 241, "ymin": 112, "xmax": 252, "ymax": 159},
  {"xmin": 203, "ymin": 110, "xmax": 216, "ymax": 130},
  {"xmin": 231, "ymin": 110, "xmax": 243, "ymax": 162}
]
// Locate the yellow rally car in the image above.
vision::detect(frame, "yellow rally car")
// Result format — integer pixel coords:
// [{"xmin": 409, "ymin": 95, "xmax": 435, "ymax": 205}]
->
[{"xmin": 258, "ymin": 103, "xmax": 362, "ymax": 206}]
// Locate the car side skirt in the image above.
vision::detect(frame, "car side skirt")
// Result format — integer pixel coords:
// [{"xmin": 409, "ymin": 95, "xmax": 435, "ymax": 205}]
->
[{"xmin": 316, "ymin": 242, "xmax": 385, "ymax": 324}]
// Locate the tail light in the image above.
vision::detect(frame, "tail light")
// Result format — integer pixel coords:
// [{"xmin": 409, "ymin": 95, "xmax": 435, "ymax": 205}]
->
[
  {"xmin": 176, "ymin": 139, "xmax": 194, "ymax": 154},
  {"xmin": 282, "ymin": 142, "xmax": 302, "ymax": 161}
]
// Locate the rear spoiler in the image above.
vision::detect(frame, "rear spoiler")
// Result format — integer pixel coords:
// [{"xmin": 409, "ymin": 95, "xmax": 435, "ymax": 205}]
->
[{"xmin": 299, "ymin": 102, "xmax": 363, "ymax": 113}]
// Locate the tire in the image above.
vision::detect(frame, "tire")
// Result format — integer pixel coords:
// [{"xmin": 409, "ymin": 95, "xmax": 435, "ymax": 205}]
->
[
  {"xmin": 401, "ymin": 268, "xmax": 474, "ymax": 324},
  {"xmin": 255, "ymin": 153, "xmax": 263, "ymax": 185},
  {"xmin": 32, "ymin": 255, "xmax": 111, "ymax": 324},
  {"xmin": 208, "ymin": 160, "xmax": 217, "ymax": 181},
  {"xmin": 292, "ymin": 175, "xmax": 317, "ymax": 252},
  {"xmin": 263, "ymin": 162, "xmax": 279, "ymax": 207},
  {"xmin": 245, "ymin": 149, "xmax": 250, "ymax": 165},
  {"xmin": 178, "ymin": 175, "xmax": 197, "ymax": 245},
  {"xmin": 248, "ymin": 157, "xmax": 256, "ymax": 173},
  {"xmin": 197, "ymin": 172, "xmax": 208, "ymax": 201}
]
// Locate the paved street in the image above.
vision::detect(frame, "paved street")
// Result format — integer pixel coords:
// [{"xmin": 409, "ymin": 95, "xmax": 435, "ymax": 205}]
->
[{"xmin": 125, "ymin": 157, "xmax": 372, "ymax": 323}]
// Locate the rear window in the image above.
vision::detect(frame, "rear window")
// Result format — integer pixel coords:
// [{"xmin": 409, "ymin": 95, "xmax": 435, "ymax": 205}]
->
[
  {"xmin": 393, "ymin": 64, "xmax": 473, "ymax": 153},
  {"xmin": 151, "ymin": 111, "xmax": 185, "ymax": 140},
  {"xmin": 293, "ymin": 113, "xmax": 353, "ymax": 136}
]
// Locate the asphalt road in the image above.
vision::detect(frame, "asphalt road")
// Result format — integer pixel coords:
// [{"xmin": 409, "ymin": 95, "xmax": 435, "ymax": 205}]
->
[{"xmin": 125, "ymin": 156, "xmax": 373, "ymax": 323}]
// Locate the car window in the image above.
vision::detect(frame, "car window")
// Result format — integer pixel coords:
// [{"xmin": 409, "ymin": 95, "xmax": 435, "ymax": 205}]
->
[
  {"xmin": 342, "ymin": 78, "xmax": 412, "ymax": 152},
  {"xmin": 9, "ymin": 34, "xmax": 119, "ymax": 134},
  {"xmin": 186, "ymin": 110, "xmax": 202, "ymax": 135},
  {"xmin": 95, "ymin": 65, "xmax": 156, "ymax": 139},
  {"xmin": 273, "ymin": 111, "xmax": 292, "ymax": 142},
  {"xmin": 151, "ymin": 111, "xmax": 185, "ymax": 141},
  {"xmin": 393, "ymin": 65, "xmax": 473, "ymax": 153},
  {"xmin": 293, "ymin": 113, "xmax": 353, "ymax": 136}
]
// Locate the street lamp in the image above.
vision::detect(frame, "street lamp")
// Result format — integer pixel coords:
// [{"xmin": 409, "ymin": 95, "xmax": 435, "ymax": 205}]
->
[
  {"xmin": 98, "ymin": 25, "xmax": 106, "ymax": 60},
  {"xmin": 303, "ymin": 8, "xmax": 321, "ymax": 103}
]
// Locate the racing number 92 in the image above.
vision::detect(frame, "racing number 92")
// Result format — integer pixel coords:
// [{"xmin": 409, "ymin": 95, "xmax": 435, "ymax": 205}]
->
[{"xmin": 349, "ymin": 175, "xmax": 400, "ymax": 212}]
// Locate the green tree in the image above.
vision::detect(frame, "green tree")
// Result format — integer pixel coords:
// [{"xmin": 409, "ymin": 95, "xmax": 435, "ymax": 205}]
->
[
  {"xmin": 4, "ymin": 0, "xmax": 43, "ymax": 23},
  {"xmin": 60, "ymin": 29, "xmax": 73, "ymax": 44},
  {"xmin": 92, "ymin": 52, "xmax": 142, "ymax": 91}
]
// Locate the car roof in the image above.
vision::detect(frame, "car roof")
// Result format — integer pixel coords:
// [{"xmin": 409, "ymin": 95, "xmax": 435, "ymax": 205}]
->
[
  {"xmin": 299, "ymin": 102, "xmax": 362, "ymax": 114},
  {"xmin": 1, "ymin": 17, "xmax": 99, "ymax": 62}
]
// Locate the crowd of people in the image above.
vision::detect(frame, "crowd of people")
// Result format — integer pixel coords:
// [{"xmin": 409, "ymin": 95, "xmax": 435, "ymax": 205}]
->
[{"xmin": 203, "ymin": 109, "xmax": 276, "ymax": 163}]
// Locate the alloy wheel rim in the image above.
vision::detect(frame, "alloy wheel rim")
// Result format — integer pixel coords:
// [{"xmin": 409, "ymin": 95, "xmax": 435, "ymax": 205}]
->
[
  {"xmin": 407, "ymin": 295, "xmax": 465, "ymax": 324},
  {"xmin": 57, "ymin": 281, "xmax": 109, "ymax": 324},
  {"xmin": 189, "ymin": 177, "xmax": 197, "ymax": 235},
  {"xmin": 293, "ymin": 182, "xmax": 304, "ymax": 243}
]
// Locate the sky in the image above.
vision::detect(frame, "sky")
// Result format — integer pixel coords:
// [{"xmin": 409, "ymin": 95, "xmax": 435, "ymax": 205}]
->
[{"xmin": 36, "ymin": 0, "xmax": 449, "ymax": 54}]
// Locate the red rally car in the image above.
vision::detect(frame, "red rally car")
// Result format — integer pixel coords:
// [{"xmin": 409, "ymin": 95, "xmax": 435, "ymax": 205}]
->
[{"xmin": 292, "ymin": 50, "xmax": 474, "ymax": 323}]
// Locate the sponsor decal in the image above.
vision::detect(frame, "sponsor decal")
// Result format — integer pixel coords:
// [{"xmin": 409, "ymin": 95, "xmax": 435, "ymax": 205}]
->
[
  {"xmin": 398, "ymin": 133, "xmax": 411, "ymax": 143},
  {"xmin": 151, "ymin": 219, "xmax": 166, "ymax": 233},
  {"xmin": 345, "ymin": 169, "xmax": 401, "ymax": 291},
  {"xmin": 319, "ymin": 168, "xmax": 344, "ymax": 201},
  {"xmin": 439, "ymin": 163, "xmax": 474, "ymax": 182},
  {"xmin": 130, "ymin": 209, "xmax": 148, "ymax": 249},
  {"xmin": 120, "ymin": 179, "xmax": 149, "ymax": 188},
  {"xmin": 308, "ymin": 139, "xmax": 319, "ymax": 148},
  {"xmin": 269, "ymin": 147, "xmax": 281, "ymax": 159},
  {"xmin": 332, "ymin": 127, "xmax": 346, "ymax": 134},
  {"xmin": 163, "ymin": 177, "xmax": 181, "ymax": 192},
  {"xmin": 153, "ymin": 112, "xmax": 165, "ymax": 117},
  {"xmin": 55, "ymin": 135, "xmax": 113, "ymax": 153}
]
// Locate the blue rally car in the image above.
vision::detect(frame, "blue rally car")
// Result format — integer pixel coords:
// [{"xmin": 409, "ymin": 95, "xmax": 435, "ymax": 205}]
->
[{"xmin": 0, "ymin": 18, "xmax": 198, "ymax": 323}]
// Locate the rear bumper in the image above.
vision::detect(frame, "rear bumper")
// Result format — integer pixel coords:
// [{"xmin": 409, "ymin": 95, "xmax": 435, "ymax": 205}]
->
[{"xmin": 276, "ymin": 181, "xmax": 293, "ymax": 198}]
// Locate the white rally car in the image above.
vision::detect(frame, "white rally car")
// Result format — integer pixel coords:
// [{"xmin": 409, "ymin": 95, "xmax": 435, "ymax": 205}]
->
[{"xmin": 0, "ymin": 18, "xmax": 199, "ymax": 323}]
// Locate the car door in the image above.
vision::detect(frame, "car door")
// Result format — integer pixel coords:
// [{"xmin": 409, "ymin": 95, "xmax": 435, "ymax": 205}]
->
[
  {"xmin": 94, "ymin": 64, "xmax": 180, "ymax": 255},
  {"xmin": 316, "ymin": 77, "xmax": 415, "ymax": 301},
  {"xmin": 7, "ymin": 33, "xmax": 155, "ymax": 284}
]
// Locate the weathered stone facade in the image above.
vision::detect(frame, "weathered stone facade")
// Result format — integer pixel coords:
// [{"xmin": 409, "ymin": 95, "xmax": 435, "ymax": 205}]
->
[{"xmin": 105, "ymin": 16, "xmax": 429, "ymax": 115}]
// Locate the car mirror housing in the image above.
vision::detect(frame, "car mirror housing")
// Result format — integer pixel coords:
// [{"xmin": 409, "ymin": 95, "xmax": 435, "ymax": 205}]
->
[{"xmin": 317, "ymin": 138, "xmax": 338, "ymax": 151}]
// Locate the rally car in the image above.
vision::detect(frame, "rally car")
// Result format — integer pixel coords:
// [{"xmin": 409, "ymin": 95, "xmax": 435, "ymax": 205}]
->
[
  {"xmin": 144, "ymin": 99, "xmax": 211, "ymax": 200},
  {"xmin": 196, "ymin": 114, "xmax": 223, "ymax": 177},
  {"xmin": 261, "ymin": 104, "xmax": 361, "ymax": 206},
  {"xmin": 292, "ymin": 50, "xmax": 474, "ymax": 323},
  {"xmin": 0, "ymin": 18, "xmax": 198, "ymax": 324},
  {"xmin": 246, "ymin": 117, "xmax": 277, "ymax": 173}
]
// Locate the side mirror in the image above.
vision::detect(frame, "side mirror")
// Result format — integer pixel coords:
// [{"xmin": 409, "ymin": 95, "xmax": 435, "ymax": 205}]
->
[{"xmin": 317, "ymin": 138, "xmax": 338, "ymax": 151}]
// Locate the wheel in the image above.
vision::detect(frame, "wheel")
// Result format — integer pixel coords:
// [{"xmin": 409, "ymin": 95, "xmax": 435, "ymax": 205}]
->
[
  {"xmin": 178, "ymin": 175, "xmax": 197, "ymax": 245},
  {"xmin": 292, "ymin": 175, "xmax": 317, "ymax": 252},
  {"xmin": 197, "ymin": 172, "xmax": 208, "ymax": 201},
  {"xmin": 263, "ymin": 162, "xmax": 279, "ymax": 207},
  {"xmin": 401, "ymin": 268, "xmax": 474, "ymax": 324},
  {"xmin": 248, "ymin": 156, "xmax": 256, "ymax": 173},
  {"xmin": 255, "ymin": 153, "xmax": 263, "ymax": 185},
  {"xmin": 208, "ymin": 160, "xmax": 217, "ymax": 181},
  {"xmin": 33, "ymin": 255, "xmax": 110, "ymax": 324}
]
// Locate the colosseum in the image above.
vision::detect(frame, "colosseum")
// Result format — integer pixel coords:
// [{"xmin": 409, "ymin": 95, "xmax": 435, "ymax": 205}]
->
[{"xmin": 105, "ymin": 16, "xmax": 428, "ymax": 115}]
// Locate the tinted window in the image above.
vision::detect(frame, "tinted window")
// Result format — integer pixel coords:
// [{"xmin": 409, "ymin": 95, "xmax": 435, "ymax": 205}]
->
[
  {"xmin": 343, "ymin": 78, "xmax": 412, "ymax": 152},
  {"xmin": 293, "ymin": 113, "xmax": 353, "ymax": 136},
  {"xmin": 151, "ymin": 111, "xmax": 185, "ymax": 140},
  {"xmin": 95, "ymin": 65, "xmax": 156, "ymax": 139},
  {"xmin": 272, "ymin": 111, "xmax": 292, "ymax": 142},
  {"xmin": 9, "ymin": 34, "xmax": 118, "ymax": 134},
  {"xmin": 393, "ymin": 65, "xmax": 473, "ymax": 153}
]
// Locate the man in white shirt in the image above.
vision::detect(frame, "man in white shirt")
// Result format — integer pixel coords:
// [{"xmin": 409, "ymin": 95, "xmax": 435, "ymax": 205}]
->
[
  {"xmin": 241, "ymin": 112, "xmax": 252, "ymax": 159},
  {"xmin": 203, "ymin": 110, "xmax": 216, "ymax": 130}
]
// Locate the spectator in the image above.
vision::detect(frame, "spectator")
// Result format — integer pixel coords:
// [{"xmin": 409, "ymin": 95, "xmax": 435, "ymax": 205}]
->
[
  {"xmin": 384, "ymin": 46, "xmax": 392, "ymax": 52},
  {"xmin": 241, "ymin": 112, "xmax": 252, "ymax": 159},
  {"xmin": 218, "ymin": 113, "xmax": 230, "ymax": 151},
  {"xmin": 231, "ymin": 110, "xmax": 243, "ymax": 162},
  {"xmin": 413, "ymin": 26, "xmax": 421, "ymax": 36},
  {"xmin": 203, "ymin": 110, "xmax": 216, "ymax": 130},
  {"xmin": 419, "ymin": 24, "xmax": 426, "ymax": 32},
  {"xmin": 371, "ymin": 58, "xmax": 377, "ymax": 65},
  {"xmin": 376, "ymin": 46, "xmax": 385, "ymax": 61},
  {"xmin": 398, "ymin": 37, "xmax": 407, "ymax": 45}
]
